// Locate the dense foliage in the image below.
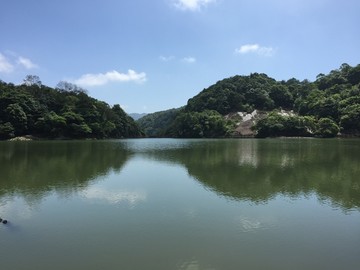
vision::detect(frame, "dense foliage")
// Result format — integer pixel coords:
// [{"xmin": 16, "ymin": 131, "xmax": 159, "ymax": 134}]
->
[
  {"xmin": 0, "ymin": 77, "xmax": 143, "ymax": 140},
  {"xmin": 167, "ymin": 110, "xmax": 235, "ymax": 138},
  {"xmin": 150, "ymin": 63, "xmax": 360, "ymax": 138},
  {"xmin": 253, "ymin": 112, "xmax": 340, "ymax": 138},
  {"xmin": 136, "ymin": 108, "xmax": 181, "ymax": 137}
]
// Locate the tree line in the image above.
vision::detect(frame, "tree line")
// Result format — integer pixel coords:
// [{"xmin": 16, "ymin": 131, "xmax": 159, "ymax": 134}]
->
[{"xmin": 0, "ymin": 75, "xmax": 143, "ymax": 140}]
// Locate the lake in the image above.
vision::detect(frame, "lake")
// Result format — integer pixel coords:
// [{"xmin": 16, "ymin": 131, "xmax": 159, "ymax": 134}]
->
[{"xmin": 0, "ymin": 138, "xmax": 360, "ymax": 270}]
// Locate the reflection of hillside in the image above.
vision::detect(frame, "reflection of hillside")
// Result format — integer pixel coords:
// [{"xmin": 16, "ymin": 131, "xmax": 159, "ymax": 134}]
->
[
  {"xmin": 0, "ymin": 141, "xmax": 131, "ymax": 201},
  {"xmin": 1, "ymin": 139, "xmax": 359, "ymax": 211},
  {"xmin": 143, "ymin": 139, "xmax": 360, "ymax": 210},
  {"xmin": 236, "ymin": 140, "xmax": 259, "ymax": 167}
]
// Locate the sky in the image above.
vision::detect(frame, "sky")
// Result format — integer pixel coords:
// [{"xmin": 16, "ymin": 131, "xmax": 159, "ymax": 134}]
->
[{"xmin": 1, "ymin": 0, "xmax": 360, "ymax": 113}]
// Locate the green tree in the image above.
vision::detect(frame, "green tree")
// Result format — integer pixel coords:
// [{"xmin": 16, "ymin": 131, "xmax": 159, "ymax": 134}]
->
[
  {"xmin": 23, "ymin": 75, "xmax": 42, "ymax": 87},
  {"xmin": 339, "ymin": 104, "xmax": 360, "ymax": 134},
  {"xmin": 347, "ymin": 64, "xmax": 360, "ymax": 85},
  {"xmin": 0, "ymin": 122, "xmax": 15, "ymax": 139},
  {"xmin": 35, "ymin": 111, "xmax": 67, "ymax": 137},
  {"xmin": 254, "ymin": 113, "xmax": 285, "ymax": 138},
  {"xmin": 5, "ymin": 103, "xmax": 28, "ymax": 135},
  {"xmin": 171, "ymin": 110, "xmax": 231, "ymax": 138},
  {"xmin": 315, "ymin": 118, "xmax": 340, "ymax": 138},
  {"xmin": 269, "ymin": 85, "xmax": 293, "ymax": 109},
  {"xmin": 254, "ymin": 112, "xmax": 314, "ymax": 138}
]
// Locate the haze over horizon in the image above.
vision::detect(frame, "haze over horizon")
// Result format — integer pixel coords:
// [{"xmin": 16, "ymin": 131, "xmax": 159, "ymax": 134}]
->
[{"xmin": 1, "ymin": 0, "xmax": 360, "ymax": 113}]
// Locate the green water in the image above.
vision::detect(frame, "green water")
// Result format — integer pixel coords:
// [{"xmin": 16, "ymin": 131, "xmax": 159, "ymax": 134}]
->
[{"xmin": 0, "ymin": 138, "xmax": 359, "ymax": 270}]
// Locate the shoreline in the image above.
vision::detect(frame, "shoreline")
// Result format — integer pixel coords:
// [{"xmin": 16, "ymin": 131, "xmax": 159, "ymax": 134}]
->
[{"xmin": 4, "ymin": 134, "xmax": 360, "ymax": 141}]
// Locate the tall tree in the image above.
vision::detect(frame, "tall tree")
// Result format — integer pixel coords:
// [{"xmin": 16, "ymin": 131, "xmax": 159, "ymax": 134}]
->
[{"xmin": 23, "ymin": 75, "xmax": 42, "ymax": 87}]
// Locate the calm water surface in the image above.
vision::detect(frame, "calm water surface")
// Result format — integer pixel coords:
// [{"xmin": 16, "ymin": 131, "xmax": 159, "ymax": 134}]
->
[{"xmin": 0, "ymin": 138, "xmax": 360, "ymax": 270}]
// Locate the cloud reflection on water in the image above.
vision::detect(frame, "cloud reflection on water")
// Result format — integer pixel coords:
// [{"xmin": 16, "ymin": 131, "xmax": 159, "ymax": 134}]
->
[
  {"xmin": 81, "ymin": 186, "xmax": 147, "ymax": 206},
  {"xmin": 0, "ymin": 196, "xmax": 33, "ymax": 221}
]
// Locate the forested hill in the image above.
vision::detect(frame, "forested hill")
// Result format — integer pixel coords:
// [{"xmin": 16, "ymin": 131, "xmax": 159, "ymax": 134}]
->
[
  {"xmin": 138, "ymin": 63, "xmax": 360, "ymax": 138},
  {"xmin": 187, "ymin": 63, "xmax": 360, "ymax": 115},
  {"xmin": 0, "ymin": 76, "xmax": 143, "ymax": 140}
]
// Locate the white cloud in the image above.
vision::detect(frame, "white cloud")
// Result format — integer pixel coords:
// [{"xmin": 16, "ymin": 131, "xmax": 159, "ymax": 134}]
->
[
  {"xmin": 236, "ymin": 44, "xmax": 260, "ymax": 54},
  {"xmin": 0, "ymin": 53, "xmax": 14, "ymax": 73},
  {"xmin": 0, "ymin": 52, "xmax": 38, "ymax": 73},
  {"xmin": 173, "ymin": 0, "xmax": 216, "ymax": 11},
  {"xmin": 17, "ymin": 56, "xmax": 38, "ymax": 69},
  {"xmin": 159, "ymin": 55, "xmax": 175, "ymax": 62},
  {"xmin": 235, "ymin": 44, "xmax": 275, "ymax": 57},
  {"xmin": 181, "ymin": 56, "xmax": 196, "ymax": 63},
  {"xmin": 74, "ymin": 69, "xmax": 147, "ymax": 87},
  {"xmin": 160, "ymin": 55, "xmax": 196, "ymax": 64}
]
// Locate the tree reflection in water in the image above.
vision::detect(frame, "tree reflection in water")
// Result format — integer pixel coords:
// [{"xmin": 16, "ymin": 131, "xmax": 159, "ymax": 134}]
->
[{"xmin": 1, "ymin": 139, "xmax": 359, "ymax": 211}]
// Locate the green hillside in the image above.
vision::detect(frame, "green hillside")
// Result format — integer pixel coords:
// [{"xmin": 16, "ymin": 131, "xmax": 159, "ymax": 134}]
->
[
  {"xmin": 138, "ymin": 63, "xmax": 360, "ymax": 138},
  {"xmin": 136, "ymin": 108, "xmax": 181, "ymax": 137},
  {"xmin": 0, "ymin": 77, "xmax": 143, "ymax": 140}
]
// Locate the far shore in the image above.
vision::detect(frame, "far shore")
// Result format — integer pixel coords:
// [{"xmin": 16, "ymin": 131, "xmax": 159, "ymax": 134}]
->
[{"xmin": 4, "ymin": 134, "xmax": 360, "ymax": 142}]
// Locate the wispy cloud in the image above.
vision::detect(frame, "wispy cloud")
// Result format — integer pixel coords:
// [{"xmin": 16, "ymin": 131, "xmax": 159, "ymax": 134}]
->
[
  {"xmin": 181, "ymin": 56, "xmax": 196, "ymax": 63},
  {"xmin": 0, "ymin": 53, "xmax": 15, "ymax": 73},
  {"xmin": 0, "ymin": 52, "xmax": 38, "ymax": 73},
  {"xmin": 159, "ymin": 55, "xmax": 196, "ymax": 64},
  {"xmin": 17, "ymin": 56, "xmax": 38, "ymax": 69},
  {"xmin": 159, "ymin": 55, "xmax": 175, "ymax": 62},
  {"xmin": 173, "ymin": 0, "xmax": 216, "ymax": 11},
  {"xmin": 74, "ymin": 69, "xmax": 147, "ymax": 87},
  {"xmin": 235, "ymin": 44, "xmax": 275, "ymax": 57}
]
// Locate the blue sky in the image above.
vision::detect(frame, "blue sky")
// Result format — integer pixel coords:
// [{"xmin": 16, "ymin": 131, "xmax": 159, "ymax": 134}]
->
[{"xmin": 1, "ymin": 0, "xmax": 360, "ymax": 113}]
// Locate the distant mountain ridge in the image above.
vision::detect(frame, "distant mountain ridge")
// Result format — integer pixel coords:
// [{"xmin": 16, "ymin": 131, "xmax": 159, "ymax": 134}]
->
[{"xmin": 129, "ymin": 113, "xmax": 148, "ymax": 121}]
